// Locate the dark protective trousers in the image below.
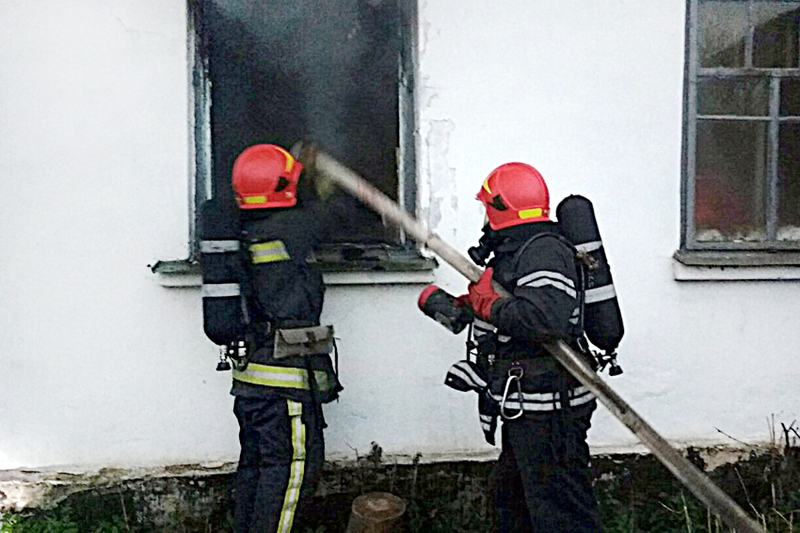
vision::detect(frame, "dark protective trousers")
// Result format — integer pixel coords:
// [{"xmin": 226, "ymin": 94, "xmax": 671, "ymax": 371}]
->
[
  {"xmin": 495, "ymin": 401, "xmax": 602, "ymax": 533},
  {"xmin": 233, "ymin": 395, "xmax": 324, "ymax": 533}
]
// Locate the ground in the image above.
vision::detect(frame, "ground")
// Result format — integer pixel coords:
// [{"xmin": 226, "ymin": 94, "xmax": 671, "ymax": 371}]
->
[{"xmin": 2, "ymin": 444, "xmax": 800, "ymax": 532}]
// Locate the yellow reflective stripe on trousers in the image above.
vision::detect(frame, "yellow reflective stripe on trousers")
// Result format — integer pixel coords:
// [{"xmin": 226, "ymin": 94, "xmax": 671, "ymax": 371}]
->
[
  {"xmin": 249, "ymin": 240, "xmax": 291, "ymax": 264},
  {"xmin": 277, "ymin": 400, "xmax": 305, "ymax": 533},
  {"xmin": 232, "ymin": 363, "xmax": 332, "ymax": 391}
]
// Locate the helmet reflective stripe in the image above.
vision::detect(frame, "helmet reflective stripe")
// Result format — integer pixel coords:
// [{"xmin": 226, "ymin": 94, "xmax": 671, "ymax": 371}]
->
[
  {"xmin": 243, "ymin": 196, "xmax": 268, "ymax": 205},
  {"xmin": 278, "ymin": 399, "xmax": 305, "ymax": 533},
  {"xmin": 201, "ymin": 283, "xmax": 241, "ymax": 298},
  {"xmin": 249, "ymin": 240, "xmax": 291, "ymax": 263},
  {"xmin": 585, "ymin": 284, "xmax": 617, "ymax": 304},
  {"xmin": 232, "ymin": 363, "xmax": 332, "ymax": 391},
  {"xmin": 518, "ymin": 208, "xmax": 543, "ymax": 220},
  {"xmin": 272, "ymin": 145, "xmax": 295, "ymax": 173},
  {"xmin": 200, "ymin": 239, "xmax": 240, "ymax": 253}
]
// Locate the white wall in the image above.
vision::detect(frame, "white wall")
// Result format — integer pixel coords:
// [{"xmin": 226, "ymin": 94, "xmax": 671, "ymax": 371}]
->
[
  {"xmin": 0, "ymin": 0, "xmax": 234, "ymax": 469},
  {"xmin": 1, "ymin": 0, "xmax": 798, "ymax": 475}
]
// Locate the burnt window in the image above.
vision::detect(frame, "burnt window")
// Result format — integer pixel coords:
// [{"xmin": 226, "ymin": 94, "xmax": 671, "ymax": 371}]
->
[
  {"xmin": 681, "ymin": 0, "xmax": 800, "ymax": 254},
  {"xmin": 190, "ymin": 0, "xmax": 421, "ymax": 267}
]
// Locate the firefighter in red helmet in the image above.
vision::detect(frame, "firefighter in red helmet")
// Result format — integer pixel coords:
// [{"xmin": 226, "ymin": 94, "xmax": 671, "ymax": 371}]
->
[
  {"xmin": 441, "ymin": 162, "xmax": 602, "ymax": 532},
  {"xmin": 226, "ymin": 143, "xmax": 342, "ymax": 533}
]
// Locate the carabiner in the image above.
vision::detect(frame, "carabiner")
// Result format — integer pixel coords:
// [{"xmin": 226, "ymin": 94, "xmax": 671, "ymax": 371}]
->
[{"xmin": 500, "ymin": 363, "xmax": 524, "ymax": 420}]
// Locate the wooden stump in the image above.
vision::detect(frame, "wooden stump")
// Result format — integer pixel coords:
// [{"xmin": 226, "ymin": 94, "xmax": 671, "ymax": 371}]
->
[{"xmin": 344, "ymin": 492, "xmax": 407, "ymax": 533}]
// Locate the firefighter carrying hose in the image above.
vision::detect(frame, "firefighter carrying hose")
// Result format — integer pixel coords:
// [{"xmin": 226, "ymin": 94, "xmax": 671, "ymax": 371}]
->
[
  {"xmin": 420, "ymin": 162, "xmax": 624, "ymax": 532},
  {"xmin": 203, "ymin": 144, "xmax": 342, "ymax": 533}
]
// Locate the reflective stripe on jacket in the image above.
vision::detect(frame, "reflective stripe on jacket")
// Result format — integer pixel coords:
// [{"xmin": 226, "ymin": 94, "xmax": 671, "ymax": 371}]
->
[
  {"xmin": 233, "ymin": 362, "xmax": 334, "ymax": 393},
  {"xmin": 444, "ymin": 359, "xmax": 596, "ymax": 444}
]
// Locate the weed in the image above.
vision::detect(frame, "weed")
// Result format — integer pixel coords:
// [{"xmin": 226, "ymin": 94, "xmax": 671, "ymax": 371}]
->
[{"xmin": 1, "ymin": 507, "xmax": 129, "ymax": 533}]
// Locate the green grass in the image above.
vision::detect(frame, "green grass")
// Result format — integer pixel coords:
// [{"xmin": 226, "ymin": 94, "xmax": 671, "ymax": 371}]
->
[{"xmin": 0, "ymin": 507, "xmax": 129, "ymax": 533}]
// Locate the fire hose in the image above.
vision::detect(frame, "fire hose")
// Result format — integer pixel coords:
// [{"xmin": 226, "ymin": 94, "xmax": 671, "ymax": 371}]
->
[{"xmin": 301, "ymin": 146, "xmax": 765, "ymax": 533}]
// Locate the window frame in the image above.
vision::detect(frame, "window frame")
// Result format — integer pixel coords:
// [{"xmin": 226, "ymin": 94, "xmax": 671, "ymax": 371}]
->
[
  {"xmin": 680, "ymin": 0, "xmax": 800, "ymax": 259},
  {"xmin": 152, "ymin": 0, "xmax": 435, "ymax": 285}
]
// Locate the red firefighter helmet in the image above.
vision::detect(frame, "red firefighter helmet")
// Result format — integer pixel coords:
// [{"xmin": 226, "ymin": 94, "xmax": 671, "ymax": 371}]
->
[
  {"xmin": 231, "ymin": 144, "xmax": 303, "ymax": 209},
  {"xmin": 476, "ymin": 162, "xmax": 550, "ymax": 230}
]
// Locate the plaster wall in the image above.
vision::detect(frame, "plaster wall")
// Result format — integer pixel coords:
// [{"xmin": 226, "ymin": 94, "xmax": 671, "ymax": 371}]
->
[{"xmin": 1, "ymin": 0, "xmax": 798, "ymax": 476}]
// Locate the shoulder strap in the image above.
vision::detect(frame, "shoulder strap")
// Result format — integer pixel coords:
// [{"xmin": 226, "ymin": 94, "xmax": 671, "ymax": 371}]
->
[{"xmin": 511, "ymin": 232, "xmax": 577, "ymax": 268}]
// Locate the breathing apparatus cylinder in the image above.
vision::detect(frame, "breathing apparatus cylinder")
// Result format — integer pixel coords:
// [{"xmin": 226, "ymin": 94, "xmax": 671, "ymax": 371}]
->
[
  {"xmin": 200, "ymin": 198, "xmax": 248, "ymax": 347},
  {"xmin": 418, "ymin": 285, "xmax": 473, "ymax": 334},
  {"xmin": 556, "ymin": 195, "xmax": 624, "ymax": 354}
]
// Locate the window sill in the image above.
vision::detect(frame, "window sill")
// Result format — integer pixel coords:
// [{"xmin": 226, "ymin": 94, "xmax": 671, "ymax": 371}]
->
[
  {"xmin": 672, "ymin": 250, "xmax": 800, "ymax": 281},
  {"xmin": 150, "ymin": 247, "xmax": 438, "ymax": 288}
]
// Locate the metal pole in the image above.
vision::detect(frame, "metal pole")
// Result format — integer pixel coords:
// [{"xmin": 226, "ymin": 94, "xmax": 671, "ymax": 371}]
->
[{"xmin": 310, "ymin": 149, "xmax": 765, "ymax": 533}]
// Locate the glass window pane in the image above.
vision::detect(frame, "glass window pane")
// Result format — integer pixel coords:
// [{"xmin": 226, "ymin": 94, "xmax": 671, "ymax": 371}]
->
[
  {"xmin": 699, "ymin": 1, "xmax": 749, "ymax": 68},
  {"xmin": 780, "ymin": 78, "xmax": 800, "ymax": 115},
  {"xmin": 778, "ymin": 123, "xmax": 800, "ymax": 240},
  {"xmin": 753, "ymin": 3, "xmax": 800, "ymax": 68},
  {"xmin": 695, "ymin": 120, "xmax": 768, "ymax": 242},
  {"xmin": 697, "ymin": 77, "xmax": 770, "ymax": 115}
]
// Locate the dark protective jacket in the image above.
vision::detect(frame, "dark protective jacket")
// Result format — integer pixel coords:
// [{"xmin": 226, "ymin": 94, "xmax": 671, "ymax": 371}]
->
[
  {"xmin": 230, "ymin": 202, "xmax": 342, "ymax": 404},
  {"xmin": 446, "ymin": 221, "xmax": 604, "ymax": 532},
  {"xmin": 445, "ymin": 222, "xmax": 596, "ymax": 443}
]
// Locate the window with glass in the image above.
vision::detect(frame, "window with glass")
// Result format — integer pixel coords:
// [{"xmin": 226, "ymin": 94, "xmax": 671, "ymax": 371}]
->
[{"xmin": 682, "ymin": 0, "xmax": 800, "ymax": 255}]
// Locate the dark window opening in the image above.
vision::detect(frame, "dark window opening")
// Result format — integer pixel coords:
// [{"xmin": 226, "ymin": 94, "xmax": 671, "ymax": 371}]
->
[{"xmin": 192, "ymin": 0, "xmax": 419, "ymax": 254}]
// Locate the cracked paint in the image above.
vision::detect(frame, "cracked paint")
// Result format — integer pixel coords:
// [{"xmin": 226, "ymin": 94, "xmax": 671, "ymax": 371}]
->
[
  {"xmin": 419, "ymin": 0, "xmax": 431, "ymax": 59},
  {"xmin": 423, "ymin": 119, "xmax": 457, "ymax": 232}
]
